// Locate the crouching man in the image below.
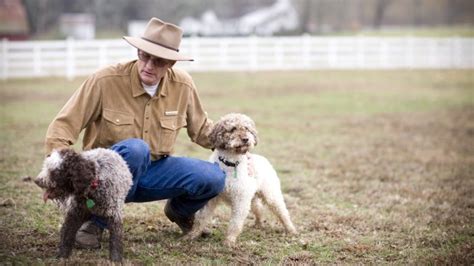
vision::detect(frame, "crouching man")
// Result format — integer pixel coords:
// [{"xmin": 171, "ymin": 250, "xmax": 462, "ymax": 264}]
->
[{"xmin": 45, "ymin": 17, "xmax": 225, "ymax": 248}]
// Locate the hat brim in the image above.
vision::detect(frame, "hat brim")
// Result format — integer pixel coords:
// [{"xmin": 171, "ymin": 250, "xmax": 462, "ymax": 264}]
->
[{"xmin": 123, "ymin": 36, "xmax": 193, "ymax": 61}]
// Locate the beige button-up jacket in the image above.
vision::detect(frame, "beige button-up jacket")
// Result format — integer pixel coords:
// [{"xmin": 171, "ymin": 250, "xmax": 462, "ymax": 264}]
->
[{"xmin": 45, "ymin": 60, "xmax": 212, "ymax": 160}]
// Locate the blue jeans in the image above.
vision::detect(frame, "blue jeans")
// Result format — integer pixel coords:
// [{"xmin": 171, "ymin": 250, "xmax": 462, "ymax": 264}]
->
[{"xmin": 92, "ymin": 138, "xmax": 225, "ymax": 228}]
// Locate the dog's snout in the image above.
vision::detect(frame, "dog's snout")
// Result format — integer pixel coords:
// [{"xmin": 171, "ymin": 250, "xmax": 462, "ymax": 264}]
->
[
  {"xmin": 242, "ymin": 137, "xmax": 249, "ymax": 143},
  {"xmin": 34, "ymin": 178, "xmax": 45, "ymax": 188}
]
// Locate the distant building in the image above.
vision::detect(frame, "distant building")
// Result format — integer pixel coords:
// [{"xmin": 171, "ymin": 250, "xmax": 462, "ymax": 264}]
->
[
  {"xmin": 60, "ymin": 13, "xmax": 95, "ymax": 40},
  {"xmin": 0, "ymin": 0, "xmax": 30, "ymax": 40},
  {"xmin": 180, "ymin": 0, "xmax": 299, "ymax": 36}
]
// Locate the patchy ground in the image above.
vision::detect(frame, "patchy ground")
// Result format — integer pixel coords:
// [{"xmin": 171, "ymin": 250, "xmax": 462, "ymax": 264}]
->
[{"xmin": 0, "ymin": 70, "xmax": 473, "ymax": 264}]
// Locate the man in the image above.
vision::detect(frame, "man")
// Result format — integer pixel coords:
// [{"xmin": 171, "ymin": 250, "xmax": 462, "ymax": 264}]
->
[{"xmin": 45, "ymin": 17, "xmax": 226, "ymax": 248}]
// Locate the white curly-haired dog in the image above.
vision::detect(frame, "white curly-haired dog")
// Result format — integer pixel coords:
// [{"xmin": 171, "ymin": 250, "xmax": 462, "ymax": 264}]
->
[
  {"xmin": 185, "ymin": 113, "xmax": 297, "ymax": 246},
  {"xmin": 34, "ymin": 148, "xmax": 132, "ymax": 262}
]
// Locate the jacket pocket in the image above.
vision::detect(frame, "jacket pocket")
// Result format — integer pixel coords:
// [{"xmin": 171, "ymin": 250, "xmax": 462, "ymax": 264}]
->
[
  {"xmin": 100, "ymin": 108, "xmax": 134, "ymax": 147},
  {"xmin": 158, "ymin": 116, "xmax": 186, "ymax": 153}
]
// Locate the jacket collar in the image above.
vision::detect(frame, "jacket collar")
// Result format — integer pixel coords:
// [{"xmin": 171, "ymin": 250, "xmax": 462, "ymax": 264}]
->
[
  {"xmin": 131, "ymin": 61, "xmax": 145, "ymax": 97},
  {"xmin": 159, "ymin": 71, "xmax": 169, "ymax": 97}
]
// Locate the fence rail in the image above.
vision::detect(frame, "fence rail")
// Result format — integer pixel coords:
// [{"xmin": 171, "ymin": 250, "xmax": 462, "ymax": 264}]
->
[{"xmin": 1, "ymin": 36, "xmax": 473, "ymax": 79}]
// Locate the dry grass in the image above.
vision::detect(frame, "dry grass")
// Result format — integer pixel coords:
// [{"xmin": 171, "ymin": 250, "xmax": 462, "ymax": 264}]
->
[{"xmin": 0, "ymin": 69, "xmax": 473, "ymax": 264}]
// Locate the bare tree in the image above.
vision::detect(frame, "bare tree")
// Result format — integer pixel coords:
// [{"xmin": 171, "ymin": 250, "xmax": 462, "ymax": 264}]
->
[
  {"xmin": 296, "ymin": 0, "xmax": 312, "ymax": 34},
  {"xmin": 411, "ymin": 0, "xmax": 422, "ymax": 26},
  {"xmin": 24, "ymin": 0, "xmax": 63, "ymax": 35},
  {"xmin": 445, "ymin": 0, "xmax": 474, "ymax": 24},
  {"xmin": 373, "ymin": 0, "xmax": 392, "ymax": 29},
  {"xmin": 93, "ymin": 0, "xmax": 128, "ymax": 31}
]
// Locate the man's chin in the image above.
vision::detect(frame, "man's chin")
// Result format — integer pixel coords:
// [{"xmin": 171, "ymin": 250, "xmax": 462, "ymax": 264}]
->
[{"xmin": 140, "ymin": 74, "xmax": 158, "ymax": 85}]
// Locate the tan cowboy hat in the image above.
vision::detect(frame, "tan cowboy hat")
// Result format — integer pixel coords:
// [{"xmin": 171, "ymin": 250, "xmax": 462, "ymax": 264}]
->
[{"xmin": 123, "ymin": 17, "xmax": 193, "ymax": 61}]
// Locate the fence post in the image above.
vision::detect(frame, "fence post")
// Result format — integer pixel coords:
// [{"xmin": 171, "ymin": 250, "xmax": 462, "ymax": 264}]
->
[
  {"xmin": 328, "ymin": 38, "xmax": 337, "ymax": 68},
  {"xmin": 33, "ymin": 43, "xmax": 41, "ymax": 76},
  {"xmin": 99, "ymin": 41, "xmax": 107, "ymax": 68},
  {"xmin": 356, "ymin": 37, "xmax": 362, "ymax": 69},
  {"xmin": 219, "ymin": 38, "xmax": 228, "ymax": 70},
  {"xmin": 467, "ymin": 38, "xmax": 474, "ymax": 68},
  {"xmin": 429, "ymin": 38, "xmax": 438, "ymax": 68},
  {"xmin": 66, "ymin": 37, "xmax": 75, "ymax": 80},
  {"xmin": 190, "ymin": 36, "xmax": 199, "ymax": 72},
  {"xmin": 407, "ymin": 37, "xmax": 415, "ymax": 69},
  {"xmin": 275, "ymin": 37, "xmax": 283, "ymax": 69},
  {"xmin": 302, "ymin": 34, "xmax": 311, "ymax": 69},
  {"xmin": 249, "ymin": 35, "xmax": 258, "ymax": 71},
  {"xmin": 452, "ymin": 37, "xmax": 463, "ymax": 68},
  {"xmin": 1, "ymin": 38, "xmax": 8, "ymax": 80},
  {"xmin": 379, "ymin": 38, "xmax": 387, "ymax": 69}
]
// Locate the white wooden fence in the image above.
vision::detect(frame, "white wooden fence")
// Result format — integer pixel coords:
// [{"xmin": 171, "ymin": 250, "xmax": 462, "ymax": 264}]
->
[{"xmin": 1, "ymin": 36, "xmax": 473, "ymax": 79}]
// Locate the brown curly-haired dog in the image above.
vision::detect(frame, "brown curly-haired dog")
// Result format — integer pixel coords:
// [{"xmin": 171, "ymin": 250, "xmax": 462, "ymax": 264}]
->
[{"xmin": 35, "ymin": 148, "xmax": 132, "ymax": 262}]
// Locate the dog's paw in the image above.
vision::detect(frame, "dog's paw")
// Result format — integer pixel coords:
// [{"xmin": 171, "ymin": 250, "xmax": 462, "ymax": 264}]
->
[
  {"xmin": 200, "ymin": 228, "xmax": 212, "ymax": 238},
  {"xmin": 181, "ymin": 231, "xmax": 200, "ymax": 240},
  {"xmin": 252, "ymin": 221, "xmax": 264, "ymax": 229},
  {"xmin": 57, "ymin": 247, "xmax": 73, "ymax": 260},
  {"xmin": 287, "ymin": 226, "xmax": 298, "ymax": 235},
  {"xmin": 110, "ymin": 254, "xmax": 123, "ymax": 262},
  {"xmin": 180, "ymin": 234, "xmax": 193, "ymax": 241},
  {"xmin": 223, "ymin": 238, "xmax": 237, "ymax": 248},
  {"xmin": 182, "ymin": 227, "xmax": 213, "ymax": 240}
]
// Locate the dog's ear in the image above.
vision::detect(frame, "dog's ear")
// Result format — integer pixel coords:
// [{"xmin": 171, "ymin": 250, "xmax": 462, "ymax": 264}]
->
[
  {"xmin": 209, "ymin": 120, "xmax": 223, "ymax": 148},
  {"xmin": 59, "ymin": 149, "xmax": 96, "ymax": 195},
  {"xmin": 250, "ymin": 124, "xmax": 258, "ymax": 147},
  {"xmin": 245, "ymin": 117, "xmax": 258, "ymax": 147}
]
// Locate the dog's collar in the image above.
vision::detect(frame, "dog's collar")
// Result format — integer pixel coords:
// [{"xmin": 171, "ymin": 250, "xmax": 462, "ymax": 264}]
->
[
  {"xmin": 218, "ymin": 154, "xmax": 255, "ymax": 179},
  {"xmin": 218, "ymin": 156, "xmax": 240, "ymax": 168},
  {"xmin": 85, "ymin": 178, "xmax": 100, "ymax": 209},
  {"xmin": 90, "ymin": 178, "xmax": 100, "ymax": 189}
]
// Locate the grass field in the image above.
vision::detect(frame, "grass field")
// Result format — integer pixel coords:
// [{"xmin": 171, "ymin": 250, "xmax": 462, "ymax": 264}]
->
[{"xmin": 0, "ymin": 69, "xmax": 473, "ymax": 264}]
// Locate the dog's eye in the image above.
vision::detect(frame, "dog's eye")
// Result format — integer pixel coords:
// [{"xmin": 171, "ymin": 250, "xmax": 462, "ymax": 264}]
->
[{"xmin": 230, "ymin": 127, "xmax": 237, "ymax": 132}]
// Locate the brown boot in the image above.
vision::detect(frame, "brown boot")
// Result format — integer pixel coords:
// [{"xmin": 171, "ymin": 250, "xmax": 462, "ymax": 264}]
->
[
  {"xmin": 75, "ymin": 221, "xmax": 103, "ymax": 249},
  {"xmin": 164, "ymin": 200, "xmax": 194, "ymax": 234}
]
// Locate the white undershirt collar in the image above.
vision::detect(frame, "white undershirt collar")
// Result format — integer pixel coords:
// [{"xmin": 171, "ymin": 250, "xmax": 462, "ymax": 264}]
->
[{"xmin": 142, "ymin": 81, "xmax": 159, "ymax": 97}]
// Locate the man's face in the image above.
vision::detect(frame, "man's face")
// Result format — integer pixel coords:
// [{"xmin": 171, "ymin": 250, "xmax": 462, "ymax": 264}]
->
[{"xmin": 137, "ymin": 50, "xmax": 175, "ymax": 86}]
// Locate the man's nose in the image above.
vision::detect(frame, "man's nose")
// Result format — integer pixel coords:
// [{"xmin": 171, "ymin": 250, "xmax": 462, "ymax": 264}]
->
[{"xmin": 145, "ymin": 58, "xmax": 156, "ymax": 68}]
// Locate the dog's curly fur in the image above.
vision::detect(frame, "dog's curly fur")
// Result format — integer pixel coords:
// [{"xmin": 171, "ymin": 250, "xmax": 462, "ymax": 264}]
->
[
  {"xmin": 35, "ymin": 148, "xmax": 132, "ymax": 262},
  {"xmin": 185, "ymin": 113, "xmax": 297, "ymax": 246}
]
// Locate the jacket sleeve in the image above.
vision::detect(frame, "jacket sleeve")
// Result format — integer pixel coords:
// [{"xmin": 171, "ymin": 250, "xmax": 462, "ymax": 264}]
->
[
  {"xmin": 185, "ymin": 80, "xmax": 213, "ymax": 149},
  {"xmin": 44, "ymin": 75, "xmax": 102, "ymax": 156}
]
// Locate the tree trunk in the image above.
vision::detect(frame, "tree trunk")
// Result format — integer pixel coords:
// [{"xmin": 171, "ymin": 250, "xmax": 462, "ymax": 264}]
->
[{"xmin": 373, "ymin": 0, "xmax": 392, "ymax": 29}]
